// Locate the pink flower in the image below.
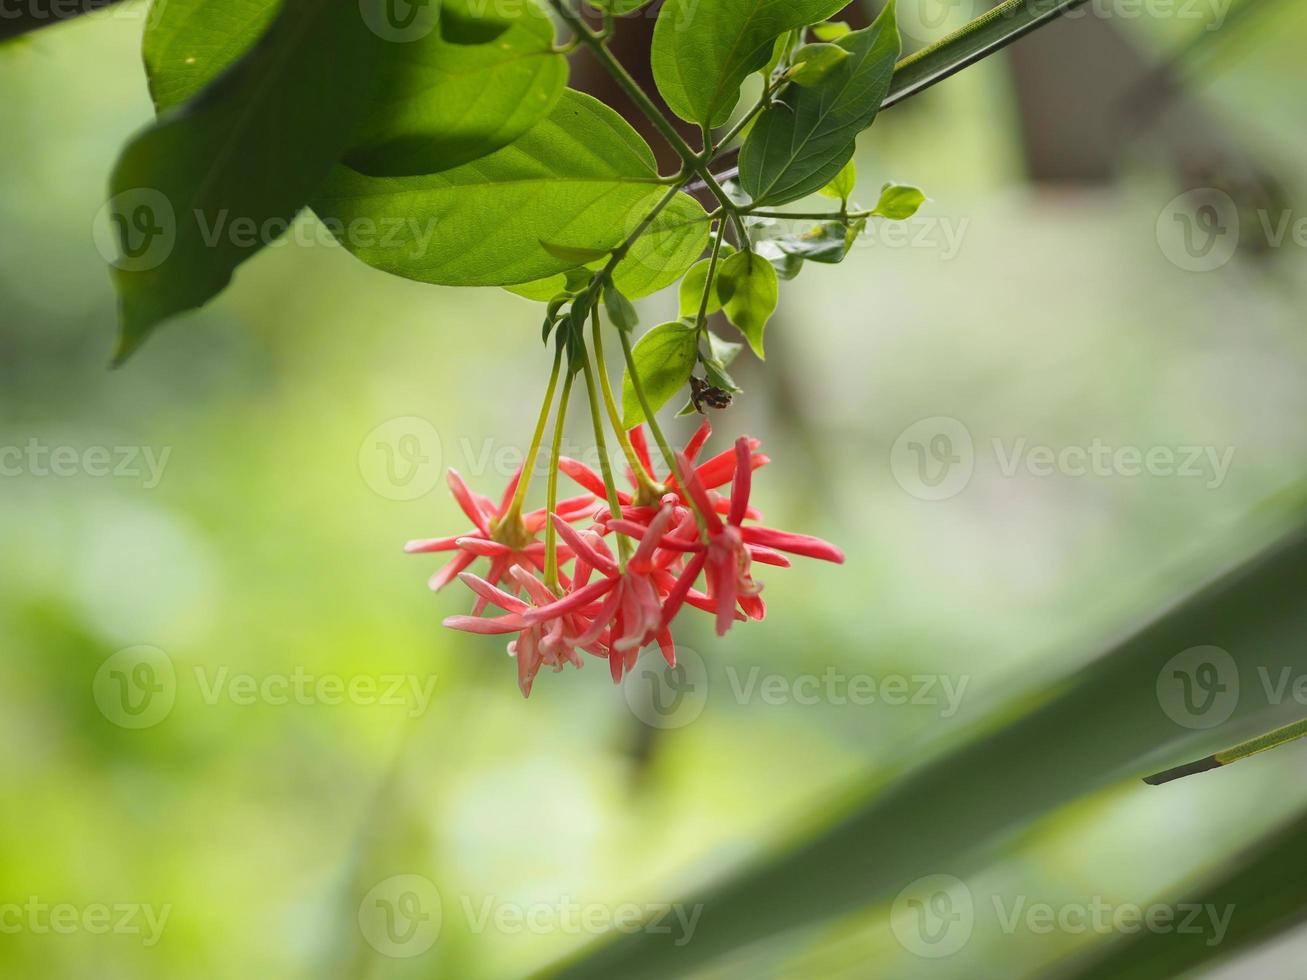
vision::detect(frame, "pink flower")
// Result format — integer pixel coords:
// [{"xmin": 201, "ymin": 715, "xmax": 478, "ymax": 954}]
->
[
  {"xmin": 443, "ymin": 567, "xmax": 609, "ymax": 698},
  {"xmin": 673, "ymin": 438, "xmax": 845, "ymax": 636},
  {"xmin": 406, "ymin": 467, "xmax": 591, "ymax": 607}
]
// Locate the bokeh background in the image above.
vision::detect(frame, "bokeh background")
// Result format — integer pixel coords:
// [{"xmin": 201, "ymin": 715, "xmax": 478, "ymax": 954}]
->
[{"xmin": 3, "ymin": 0, "xmax": 1307, "ymax": 977}]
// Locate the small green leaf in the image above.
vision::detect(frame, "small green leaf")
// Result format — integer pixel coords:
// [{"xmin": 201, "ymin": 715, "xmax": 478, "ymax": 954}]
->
[
  {"xmin": 603, "ymin": 283, "xmax": 639, "ymax": 332},
  {"xmin": 677, "ymin": 243, "xmax": 736, "ymax": 319},
  {"xmin": 707, "ymin": 331, "xmax": 744, "ymax": 368},
  {"xmin": 810, "ymin": 20, "xmax": 851, "ymax": 40},
  {"xmin": 739, "ymin": 0, "xmax": 901, "ymax": 206},
  {"xmin": 651, "ymin": 0, "xmax": 850, "ymax": 127},
  {"xmin": 543, "ymin": 242, "xmax": 611, "ymax": 266},
  {"xmin": 818, "ymin": 159, "xmax": 857, "ymax": 203},
  {"xmin": 621, "ymin": 321, "xmax": 699, "ymax": 427},
  {"xmin": 787, "ymin": 43, "xmax": 850, "ymax": 86},
  {"xmin": 767, "ymin": 218, "xmax": 865, "ymax": 265},
  {"xmin": 716, "ymin": 250, "xmax": 778, "ymax": 359},
  {"xmin": 873, "ymin": 182, "xmax": 927, "ymax": 220}
]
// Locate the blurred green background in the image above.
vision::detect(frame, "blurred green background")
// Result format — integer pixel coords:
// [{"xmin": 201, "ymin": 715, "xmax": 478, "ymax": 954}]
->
[{"xmin": 3, "ymin": 1, "xmax": 1307, "ymax": 977}]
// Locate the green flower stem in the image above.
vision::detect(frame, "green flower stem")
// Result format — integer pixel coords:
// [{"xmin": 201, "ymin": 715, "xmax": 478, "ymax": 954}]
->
[
  {"xmin": 543, "ymin": 368, "xmax": 574, "ymax": 593},
  {"xmin": 693, "ymin": 219, "xmax": 727, "ymax": 336},
  {"xmin": 616, "ymin": 324, "xmax": 709, "ymax": 539},
  {"xmin": 590, "ymin": 307, "xmax": 659, "ymax": 497},
  {"xmin": 504, "ymin": 342, "xmax": 564, "ymax": 528},
  {"xmin": 579, "ymin": 341, "xmax": 632, "ymax": 564}
]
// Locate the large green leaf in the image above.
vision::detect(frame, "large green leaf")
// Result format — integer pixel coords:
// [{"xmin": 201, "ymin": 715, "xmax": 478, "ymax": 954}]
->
[
  {"xmin": 143, "ymin": 0, "xmax": 280, "ymax": 111},
  {"xmin": 346, "ymin": 0, "xmax": 568, "ymax": 175},
  {"xmin": 107, "ymin": 0, "xmax": 384, "ymax": 361},
  {"xmin": 740, "ymin": 1, "xmax": 900, "ymax": 206},
  {"xmin": 651, "ymin": 0, "xmax": 849, "ymax": 128},
  {"xmin": 145, "ymin": 0, "xmax": 565, "ymax": 176},
  {"xmin": 542, "ymin": 522, "xmax": 1307, "ymax": 978},
  {"xmin": 716, "ymin": 249, "xmax": 777, "ymax": 358},
  {"xmin": 504, "ymin": 194, "xmax": 710, "ymax": 303},
  {"xmin": 312, "ymin": 91, "xmax": 692, "ymax": 288},
  {"xmin": 1051, "ymin": 806, "xmax": 1307, "ymax": 980},
  {"xmin": 621, "ymin": 321, "xmax": 699, "ymax": 428}
]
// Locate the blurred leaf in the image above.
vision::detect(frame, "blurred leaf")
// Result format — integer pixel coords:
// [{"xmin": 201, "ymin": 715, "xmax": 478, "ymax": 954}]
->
[
  {"xmin": 109, "ymin": 0, "xmax": 384, "ymax": 362},
  {"xmin": 886, "ymin": 0, "xmax": 1092, "ymax": 109},
  {"xmin": 543, "ymin": 524, "xmax": 1307, "ymax": 979},
  {"xmin": 585, "ymin": 0, "xmax": 655, "ymax": 12},
  {"xmin": 874, "ymin": 182, "xmax": 927, "ymax": 219},
  {"xmin": 313, "ymin": 91, "xmax": 693, "ymax": 288},
  {"xmin": 0, "ymin": 0, "xmax": 124, "ymax": 43},
  {"xmin": 1051, "ymin": 806, "xmax": 1307, "ymax": 980},
  {"xmin": 716, "ymin": 250, "xmax": 777, "ymax": 359},
  {"xmin": 652, "ymin": 0, "xmax": 849, "ymax": 127},
  {"xmin": 621, "ymin": 321, "xmax": 698, "ymax": 427},
  {"xmin": 740, "ymin": 2, "xmax": 900, "ymax": 206}
]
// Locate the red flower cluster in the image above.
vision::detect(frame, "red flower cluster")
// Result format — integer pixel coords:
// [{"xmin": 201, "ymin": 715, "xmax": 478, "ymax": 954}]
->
[{"xmin": 408, "ymin": 422, "xmax": 843, "ymax": 697}]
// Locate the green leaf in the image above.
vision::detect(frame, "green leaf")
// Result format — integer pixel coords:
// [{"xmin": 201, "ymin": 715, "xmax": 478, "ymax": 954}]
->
[
  {"xmin": 506, "ymin": 197, "xmax": 710, "ymax": 304},
  {"xmin": 346, "ymin": 0, "xmax": 568, "ymax": 175},
  {"xmin": 603, "ymin": 282, "xmax": 639, "ymax": 332},
  {"xmin": 544, "ymin": 522, "xmax": 1307, "ymax": 979},
  {"xmin": 766, "ymin": 217, "xmax": 865, "ymax": 265},
  {"xmin": 107, "ymin": 0, "xmax": 384, "ymax": 362},
  {"xmin": 715, "ymin": 250, "xmax": 777, "ymax": 359},
  {"xmin": 873, "ymin": 182, "xmax": 926, "ymax": 219},
  {"xmin": 885, "ymin": 0, "xmax": 1093, "ymax": 109},
  {"xmin": 754, "ymin": 239, "xmax": 804, "ymax": 281},
  {"xmin": 312, "ymin": 91, "xmax": 699, "ymax": 288},
  {"xmin": 143, "ymin": 0, "xmax": 279, "ymax": 111},
  {"xmin": 739, "ymin": 1, "xmax": 900, "ymax": 206},
  {"xmin": 651, "ymin": 0, "xmax": 850, "ymax": 128},
  {"xmin": 818, "ymin": 159, "xmax": 857, "ymax": 203},
  {"xmin": 786, "ymin": 42, "xmax": 849, "ymax": 86},
  {"xmin": 146, "ymin": 0, "xmax": 566, "ymax": 177},
  {"xmin": 1053, "ymin": 806, "xmax": 1307, "ymax": 980},
  {"xmin": 541, "ymin": 242, "xmax": 611, "ymax": 266},
  {"xmin": 620, "ymin": 321, "xmax": 699, "ymax": 428},
  {"xmin": 584, "ymin": 0, "xmax": 655, "ymax": 12},
  {"xmin": 810, "ymin": 20, "xmax": 852, "ymax": 41},
  {"xmin": 677, "ymin": 243, "xmax": 736, "ymax": 319}
]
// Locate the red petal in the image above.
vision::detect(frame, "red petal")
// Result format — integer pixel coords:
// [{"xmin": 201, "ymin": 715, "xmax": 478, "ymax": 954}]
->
[
  {"xmin": 741, "ymin": 526, "xmax": 845, "ymax": 563},
  {"xmin": 447, "ymin": 469, "xmax": 492, "ymax": 535}
]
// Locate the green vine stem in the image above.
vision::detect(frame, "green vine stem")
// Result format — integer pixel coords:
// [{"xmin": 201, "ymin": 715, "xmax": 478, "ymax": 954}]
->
[
  {"xmin": 543, "ymin": 368, "xmax": 574, "ymax": 592},
  {"xmin": 502, "ymin": 342, "xmax": 564, "ymax": 533}
]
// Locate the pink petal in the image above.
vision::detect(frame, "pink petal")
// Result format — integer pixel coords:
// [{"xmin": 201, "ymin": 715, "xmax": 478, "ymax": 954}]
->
[
  {"xmin": 429, "ymin": 551, "xmax": 477, "ymax": 592},
  {"xmin": 728, "ymin": 437, "xmax": 752, "ymax": 526},
  {"xmin": 405, "ymin": 534, "xmax": 466, "ymax": 554},
  {"xmin": 447, "ymin": 469, "xmax": 491, "ymax": 535},
  {"xmin": 741, "ymin": 527, "xmax": 845, "ymax": 563},
  {"xmin": 458, "ymin": 571, "xmax": 529, "ymax": 614},
  {"xmin": 443, "ymin": 613, "xmax": 524, "ymax": 635}
]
